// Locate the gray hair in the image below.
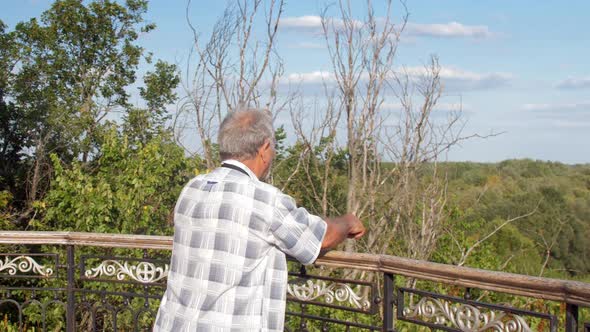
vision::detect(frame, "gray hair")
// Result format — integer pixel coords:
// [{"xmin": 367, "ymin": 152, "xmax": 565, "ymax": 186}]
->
[{"xmin": 218, "ymin": 108, "xmax": 274, "ymax": 161}]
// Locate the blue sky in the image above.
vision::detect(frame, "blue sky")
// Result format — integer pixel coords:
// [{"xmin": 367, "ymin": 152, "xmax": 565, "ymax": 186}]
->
[{"xmin": 4, "ymin": 0, "xmax": 590, "ymax": 163}]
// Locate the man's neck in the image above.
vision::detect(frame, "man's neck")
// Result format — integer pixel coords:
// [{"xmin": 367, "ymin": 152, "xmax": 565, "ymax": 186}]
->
[
  {"xmin": 222, "ymin": 159, "xmax": 259, "ymax": 180},
  {"xmin": 239, "ymin": 159, "xmax": 259, "ymax": 176}
]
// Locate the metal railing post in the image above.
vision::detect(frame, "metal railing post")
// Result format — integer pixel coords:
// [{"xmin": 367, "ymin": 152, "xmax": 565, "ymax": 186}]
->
[
  {"xmin": 566, "ymin": 303, "xmax": 578, "ymax": 332},
  {"xmin": 66, "ymin": 245, "xmax": 75, "ymax": 332},
  {"xmin": 383, "ymin": 273, "xmax": 395, "ymax": 332}
]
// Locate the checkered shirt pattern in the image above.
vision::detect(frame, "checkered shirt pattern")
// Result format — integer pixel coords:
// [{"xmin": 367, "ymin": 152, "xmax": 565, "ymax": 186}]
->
[{"xmin": 154, "ymin": 162, "xmax": 327, "ymax": 331}]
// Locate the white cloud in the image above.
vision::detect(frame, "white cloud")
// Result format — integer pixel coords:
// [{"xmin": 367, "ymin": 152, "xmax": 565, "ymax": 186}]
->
[
  {"xmin": 403, "ymin": 66, "xmax": 507, "ymax": 80},
  {"xmin": 522, "ymin": 101, "xmax": 590, "ymax": 112},
  {"xmin": 281, "ymin": 16, "xmax": 492, "ymax": 39},
  {"xmin": 287, "ymin": 71, "xmax": 334, "ymax": 84},
  {"xmin": 522, "ymin": 101, "xmax": 590, "ymax": 130},
  {"xmin": 283, "ymin": 66, "xmax": 511, "ymax": 92},
  {"xmin": 379, "ymin": 102, "xmax": 403, "ymax": 111},
  {"xmin": 400, "ymin": 66, "xmax": 512, "ymax": 91},
  {"xmin": 434, "ymin": 102, "xmax": 471, "ymax": 112},
  {"xmin": 406, "ymin": 22, "xmax": 492, "ymax": 39},
  {"xmin": 556, "ymin": 77, "xmax": 590, "ymax": 90},
  {"xmin": 281, "ymin": 16, "xmax": 323, "ymax": 29},
  {"xmin": 287, "ymin": 67, "xmax": 509, "ymax": 86},
  {"xmin": 287, "ymin": 42, "xmax": 325, "ymax": 49},
  {"xmin": 380, "ymin": 101, "xmax": 469, "ymax": 112},
  {"xmin": 551, "ymin": 120, "xmax": 590, "ymax": 129},
  {"xmin": 280, "ymin": 16, "xmax": 359, "ymax": 32}
]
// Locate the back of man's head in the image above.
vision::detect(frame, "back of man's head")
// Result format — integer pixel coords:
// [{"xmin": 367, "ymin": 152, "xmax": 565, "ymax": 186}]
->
[{"xmin": 218, "ymin": 108, "xmax": 274, "ymax": 161}]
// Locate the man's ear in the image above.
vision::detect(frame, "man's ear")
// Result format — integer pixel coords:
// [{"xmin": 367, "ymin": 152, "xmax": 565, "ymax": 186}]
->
[
  {"xmin": 263, "ymin": 139, "xmax": 272, "ymax": 151},
  {"xmin": 258, "ymin": 140, "xmax": 271, "ymax": 161}
]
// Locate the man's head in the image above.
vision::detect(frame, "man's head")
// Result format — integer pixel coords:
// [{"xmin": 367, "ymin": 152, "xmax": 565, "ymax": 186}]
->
[{"xmin": 218, "ymin": 108, "xmax": 275, "ymax": 180}]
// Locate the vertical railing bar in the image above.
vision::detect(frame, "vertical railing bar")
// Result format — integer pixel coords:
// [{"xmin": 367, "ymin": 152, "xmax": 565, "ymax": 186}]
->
[
  {"xmin": 17, "ymin": 301, "xmax": 23, "ymax": 332},
  {"xmin": 41, "ymin": 301, "xmax": 49, "ymax": 332},
  {"xmin": 371, "ymin": 278, "xmax": 379, "ymax": 315},
  {"xmin": 300, "ymin": 264, "xmax": 307, "ymax": 331},
  {"xmin": 300, "ymin": 302, "xmax": 307, "ymax": 331},
  {"xmin": 396, "ymin": 288, "xmax": 404, "ymax": 324},
  {"xmin": 550, "ymin": 314, "xmax": 558, "ymax": 332},
  {"xmin": 80, "ymin": 255, "xmax": 85, "ymax": 279},
  {"xmin": 463, "ymin": 287, "xmax": 472, "ymax": 300},
  {"xmin": 66, "ymin": 245, "xmax": 75, "ymax": 332},
  {"xmin": 112, "ymin": 308, "xmax": 118, "ymax": 332},
  {"xmin": 383, "ymin": 273, "xmax": 395, "ymax": 332},
  {"xmin": 55, "ymin": 253, "xmax": 60, "ymax": 279},
  {"xmin": 566, "ymin": 303, "xmax": 578, "ymax": 332}
]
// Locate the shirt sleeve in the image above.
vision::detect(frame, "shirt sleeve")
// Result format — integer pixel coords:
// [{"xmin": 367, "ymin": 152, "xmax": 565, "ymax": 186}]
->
[{"xmin": 270, "ymin": 193, "xmax": 327, "ymax": 265}]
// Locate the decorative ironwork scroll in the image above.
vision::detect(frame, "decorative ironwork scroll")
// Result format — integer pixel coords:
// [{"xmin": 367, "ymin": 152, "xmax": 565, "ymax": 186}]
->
[
  {"xmin": 0, "ymin": 255, "xmax": 54, "ymax": 277},
  {"xmin": 287, "ymin": 279, "xmax": 371, "ymax": 310},
  {"xmin": 84, "ymin": 260, "xmax": 168, "ymax": 283},
  {"xmin": 402, "ymin": 296, "xmax": 532, "ymax": 332}
]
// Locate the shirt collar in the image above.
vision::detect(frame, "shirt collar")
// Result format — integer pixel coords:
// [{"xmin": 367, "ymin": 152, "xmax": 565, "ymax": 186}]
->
[{"xmin": 221, "ymin": 159, "xmax": 259, "ymax": 181}]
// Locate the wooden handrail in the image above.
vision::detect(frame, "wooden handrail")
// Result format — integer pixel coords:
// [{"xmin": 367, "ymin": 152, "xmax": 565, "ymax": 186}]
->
[
  {"xmin": 1, "ymin": 231, "xmax": 589, "ymax": 306},
  {"xmin": 0, "ymin": 231, "xmax": 173, "ymax": 250},
  {"xmin": 317, "ymin": 251, "xmax": 590, "ymax": 307}
]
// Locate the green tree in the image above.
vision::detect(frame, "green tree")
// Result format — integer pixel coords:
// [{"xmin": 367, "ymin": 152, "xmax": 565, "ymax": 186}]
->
[
  {"xmin": 12, "ymin": 0, "xmax": 154, "ymax": 161},
  {"xmin": 0, "ymin": 21, "xmax": 27, "ymax": 200},
  {"xmin": 43, "ymin": 128, "xmax": 197, "ymax": 235},
  {"xmin": 124, "ymin": 60, "xmax": 180, "ymax": 144},
  {"xmin": 2, "ymin": 0, "xmax": 181, "ymax": 228}
]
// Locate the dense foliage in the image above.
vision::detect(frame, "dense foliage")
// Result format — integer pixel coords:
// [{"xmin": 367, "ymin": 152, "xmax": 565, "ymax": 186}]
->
[
  {"xmin": 0, "ymin": 0, "xmax": 197, "ymax": 234},
  {"xmin": 437, "ymin": 161, "xmax": 590, "ymax": 278}
]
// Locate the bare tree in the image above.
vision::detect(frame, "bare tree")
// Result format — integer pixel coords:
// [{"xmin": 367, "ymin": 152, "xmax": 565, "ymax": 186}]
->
[
  {"xmin": 286, "ymin": 87, "xmax": 343, "ymax": 217},
  {"xmin": 455, "ymin": 208, "xmax": 539, "ymax": 267},
  {"xmin": 314, "ymin": 0, "xmax": 512, "ymax": 264},
  {"xmin": 318, "ymin": 0, "xmax": 409, "ymax": 253},
  {"xmin": 315, "ymin": 0, "xmax": 458, "ymax": 261},
  {"xmin": 175, "ymin": 0, "xmax": 286, "ymax": 167},
  {"xmin": 536, "ymin": 218, "xmax": 566, "ymax": 276}
]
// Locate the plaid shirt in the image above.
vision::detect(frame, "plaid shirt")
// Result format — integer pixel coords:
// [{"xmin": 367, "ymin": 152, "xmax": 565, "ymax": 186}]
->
[{"xmin": 154, "ymin": 160, "xmax": 327, "ymax": 331}]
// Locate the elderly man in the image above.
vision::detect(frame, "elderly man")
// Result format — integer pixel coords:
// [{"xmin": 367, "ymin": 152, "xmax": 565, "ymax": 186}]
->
[{"xmin": 154, "ymin": 108, "xmax": 365, "ymax": 331}]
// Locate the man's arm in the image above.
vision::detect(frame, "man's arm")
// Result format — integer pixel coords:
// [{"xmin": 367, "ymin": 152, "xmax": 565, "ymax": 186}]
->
[
  {"xmin": 269, "ymin": 191, "xmax": 365, "ymax": 264},
  {"xmin": 321, "ymin": 213, "xmax": 366, "ymax": 250}
]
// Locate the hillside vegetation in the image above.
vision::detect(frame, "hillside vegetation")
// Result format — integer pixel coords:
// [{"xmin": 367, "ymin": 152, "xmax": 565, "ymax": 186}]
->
[{"xmin": 436, "ymin": 160, "xmax": 590, "ymax": 279}]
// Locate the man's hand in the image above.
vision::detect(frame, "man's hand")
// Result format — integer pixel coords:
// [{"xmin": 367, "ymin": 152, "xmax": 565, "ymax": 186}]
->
[
  {"xmin": 321, "ymin": 213, "xmax": 366, "ymax": 250},
  {"xmin": 340, "ymin": 213, "xmax": 365, "ymax": 239}
]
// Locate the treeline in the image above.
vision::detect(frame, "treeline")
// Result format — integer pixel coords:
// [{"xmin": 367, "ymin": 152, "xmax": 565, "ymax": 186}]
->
[{"xmin": 436, "ymin": 160, "xmax": 590, "ymax": 279}]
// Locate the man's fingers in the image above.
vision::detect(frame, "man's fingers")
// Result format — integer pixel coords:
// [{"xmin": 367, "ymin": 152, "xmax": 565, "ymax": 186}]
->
[
  {"xmin": 348, "ymin": 223, "xmax": 366, "ymax": 239},
  {"xmin": 348, "ymin": 231, "xmax": 364, "ymax": 239},
  {"xmin": 341, "ymin": 213, "xmax": 366, "ymax": 240},
  {"xmin": 355, "ymin": 228, "xmax": 366, "ymax": 239}
]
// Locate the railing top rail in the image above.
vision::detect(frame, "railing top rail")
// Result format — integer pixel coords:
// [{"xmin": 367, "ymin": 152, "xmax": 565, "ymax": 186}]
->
[
  {"xmin": 1, "ymin": 231, "xmax": 589, "ymax": 306},
  {"xmin": 0, "ymin": 231, "xmax": 173, "ymax": 250}
]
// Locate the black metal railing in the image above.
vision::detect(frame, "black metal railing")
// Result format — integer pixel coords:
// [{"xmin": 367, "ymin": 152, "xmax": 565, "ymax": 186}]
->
[{"xmin": 0, "ymin": 231, "xmax": 589, "ymax": 331}]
